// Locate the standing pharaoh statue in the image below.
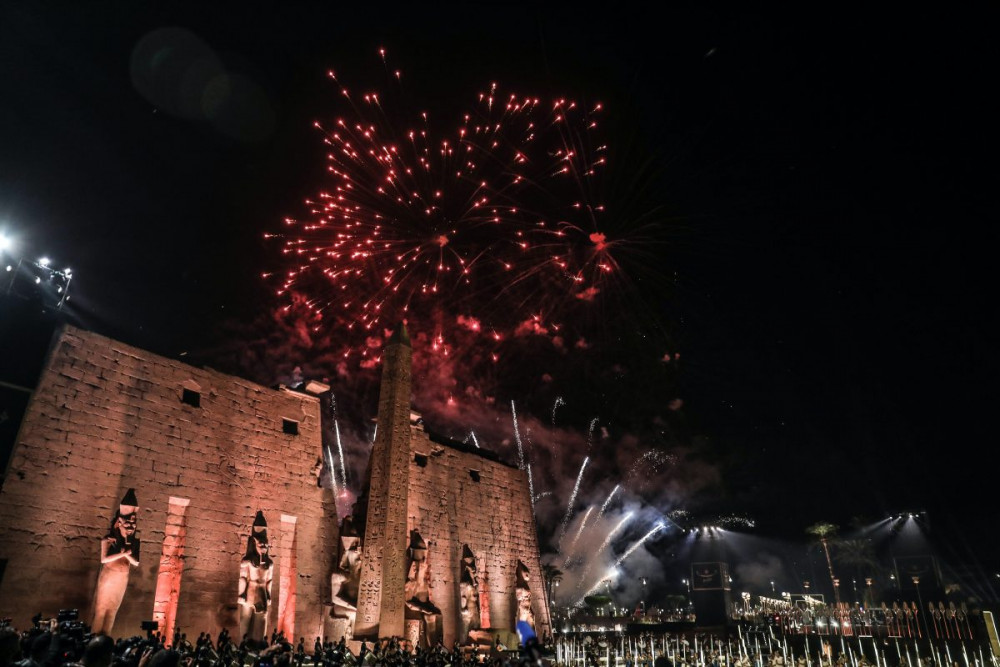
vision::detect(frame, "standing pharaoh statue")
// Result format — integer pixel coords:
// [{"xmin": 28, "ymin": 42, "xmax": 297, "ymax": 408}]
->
[
  {"xmin": 238, "ymin": 511, "xmax": 274, "ymax": 643},
  {"xmin": 92, "ymin": 489, "xmax": 140, "ymax": 635},
  {"xmin": 459, "ymin": 545, "xmax": 481, "ymax": 641},
  {"xmin": 404, "ymin": 530, "xmax": 441, "ymax": 647},
  {"xmin": 329, "ymin": 516, "xmax": 361, "ymax": 640},
  {"xmin": 515, "ymin": 561, "xmax": 535, "ymax": 629},
  {"xmin": 336, "ymin": 516, "xmax": 362, "ymax": 605}
]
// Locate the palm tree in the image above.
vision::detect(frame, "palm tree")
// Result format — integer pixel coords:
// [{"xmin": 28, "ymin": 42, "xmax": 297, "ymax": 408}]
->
[
  {"xmin": 542, "ymin": 563, "xmax": 564, "ymax": 607},
  {"xmin": 833, "ymin": 538, "xmax": 882, "ymax": 605},
  {"xmin": 807, "ymin": 522, "xmax": 840, "ymax": 604},
  {"xmin": 834, "ymin": 539, "xmax": 879, "ymax": 573}
]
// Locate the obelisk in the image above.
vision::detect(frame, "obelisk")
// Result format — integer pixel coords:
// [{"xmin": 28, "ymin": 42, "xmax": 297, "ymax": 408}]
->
[{"xmin": 354, "ymin": 323, "xmax": 412, "ymax": 639}]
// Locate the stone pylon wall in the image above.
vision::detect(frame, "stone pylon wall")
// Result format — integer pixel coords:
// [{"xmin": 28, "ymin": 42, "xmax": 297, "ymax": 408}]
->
[
  {"xmin": 0, "ymin": 326, "xmax": 338, "ymax": 639},
  {"xmin": 406, "ymin": 425, "xmax": 551, "ymax": 646}
]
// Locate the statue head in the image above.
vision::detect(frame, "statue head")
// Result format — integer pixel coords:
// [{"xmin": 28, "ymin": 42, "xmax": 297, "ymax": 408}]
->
[
  {"xmin": 461, "ymin": 545, "xmax": 476, "ymax": 567},
  {"xmin": 114, "ymin": 512, "xmax": 137, "ymax": 539},
  {"xmin": 245, "ymin": 511, "xmax": 272, "ymax": 568},
  {"xmin": 408, "ymin": 530, "xmax": 427, "ymax": 562},
  {"xmin": 460, "ymin": 545, "xmax": 478, "ymax": 586},
  {"xmin": 516, "ymin": 561, "xmax": 531, "ymax": 587},
  {"xmin": 109, "ymin": 489, "xmax": 139, "ymax": 541}
]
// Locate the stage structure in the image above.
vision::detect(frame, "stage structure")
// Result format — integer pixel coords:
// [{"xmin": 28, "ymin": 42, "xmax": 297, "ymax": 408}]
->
[
  {"xmin": 690, "ymin": 562, "xmax": 733, "ymax": 627},
  {"xmin": 0, "ymin": 324, "xmax": 550, "ymax": 647}
]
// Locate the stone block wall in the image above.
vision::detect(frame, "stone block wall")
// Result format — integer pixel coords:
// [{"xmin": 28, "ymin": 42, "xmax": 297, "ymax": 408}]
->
[
  {"xmin": 0, "ymin": 326, "xmax": 338, "ymax": 639},
  {"xmin": 407, "ymin": 426, "xmax": 551, "ymax": 646}
]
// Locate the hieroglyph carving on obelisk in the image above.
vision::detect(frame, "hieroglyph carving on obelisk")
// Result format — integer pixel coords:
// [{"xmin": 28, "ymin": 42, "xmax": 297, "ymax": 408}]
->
[{"xmin": 354, "ymin": 324, "xmax": 412, "ymax": 638}]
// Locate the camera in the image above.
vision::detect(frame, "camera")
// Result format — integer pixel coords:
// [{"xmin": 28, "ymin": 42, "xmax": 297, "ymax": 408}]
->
[
  {"xmin": 57, "ymin": 609, "xmax": 85, "ymax": 641},
  {"xmin": 57, "ymin": 610, "xmax": 79, "ymax": 623}
]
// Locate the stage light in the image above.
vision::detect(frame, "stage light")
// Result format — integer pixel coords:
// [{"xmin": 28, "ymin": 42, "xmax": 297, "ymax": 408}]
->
[
  {"xmin": 35, "ymin": 277, "xmax": 41, "ymax": 284},
  {"xmin": 0, "ymin": 235, "xmax": 11, "ymax": 252},
  {"xmin": 39, "ymin": 257, "xmax": 50, "ymax": 267},
  {"xmin": 5, "ymin": 265, "xmax": 10, "ymax": 272},
  {"xmin": 64, "ymin": 268, "xmax": 72, "ymax": 275}
]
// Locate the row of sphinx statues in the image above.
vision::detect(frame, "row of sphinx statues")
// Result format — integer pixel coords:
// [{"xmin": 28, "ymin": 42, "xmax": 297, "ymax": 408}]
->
[
  {"xmin": 329, "ymin": 517, "xmax": 535, "ymax": 647},
  {"xmin": 90, "ymin": 492, "xmax": 535, "ymax": 647}
]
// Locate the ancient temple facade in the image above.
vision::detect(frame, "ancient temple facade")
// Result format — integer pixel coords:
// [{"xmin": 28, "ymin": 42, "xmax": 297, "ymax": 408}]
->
[
  {"xmin": 0, "ymin": 326, "xmax": 338, "ymax": 640},
  {"xmin": 0, "ymin": 323, "xmax": 549, "ymax": 646},
  {"xmin": 329, "ymin": 325, "xmax": 551, "ymax": 648}
]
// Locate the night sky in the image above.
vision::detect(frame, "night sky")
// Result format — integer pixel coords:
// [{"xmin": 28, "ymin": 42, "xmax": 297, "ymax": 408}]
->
[{"xmin": 2, "ymin": 4, "xmax": 998, "ymax": 588}]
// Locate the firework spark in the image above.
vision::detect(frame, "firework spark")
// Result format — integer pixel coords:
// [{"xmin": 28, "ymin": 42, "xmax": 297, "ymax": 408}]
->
[
  {"xmin": 574, "ymin": 510, "xmax": 634, "ymax": 593},
  {"xmin": 587, "ymin": 417, "xmax": 600, "ymax": 451},
  {"xmin": 334, "ymin": 419, "xmax": 348, "ymax": 489},
  {"xmin": 563, "ymin": 505, "xmax": 595, "ymax": 567},
  {"xmin": 559, "ymin": 456, "xmax": 590, "ymax": 541},
  {"xmin": 326, "ymin": 445, "xmax": 339, "ymax": 496},
  {"xmin": 595, "ymin": 510, "xmax": 634, "ymax": 558},
  {"xmin": 511, "ymin": 400, "xmax": 526, "ymax": 470},
  {"xmin": 597, "ymin": 484, "xmax": 621, "ymax": 519},
  {"xmin": 626, "ymin": 449, "xmax": 677, "ymax": 483},
  {"xmin": 463, "ymin": 430, "xmax": 480, "ymax": 448},
  {"xmin": 525, "ymin": 428, "xmax": 536, "ymax": 511},
  {"xmin": 716, "ymin": 515, "xmax": 756, "ymax": 529},
  {"xmin": 613, "ymin": 521, "xmax": 667, "ymax": 567},
  {"xmin": 551, "ymin": 396, "xmax": 566, "ymax": 426}
]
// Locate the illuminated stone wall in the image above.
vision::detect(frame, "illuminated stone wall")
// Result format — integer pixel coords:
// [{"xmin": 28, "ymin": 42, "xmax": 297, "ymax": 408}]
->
[
  {"xmin": 0, "ymin": 326, "xmax": 338, "ymax": 638},
  {"xmin": 406, "ymin": 424, "xmax": 551, "ymax": 646}
]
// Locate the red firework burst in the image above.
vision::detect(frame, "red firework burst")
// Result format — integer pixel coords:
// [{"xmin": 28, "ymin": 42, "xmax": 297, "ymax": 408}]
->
[{"xmin": 266, "ymin": 50, "xmax": 622, "ymax": 364}]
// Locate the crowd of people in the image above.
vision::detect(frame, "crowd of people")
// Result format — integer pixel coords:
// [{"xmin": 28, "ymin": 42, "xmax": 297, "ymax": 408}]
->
[
  {"xmin": 0, "ymin": 620, "xmax": 549, "ymax": 667},
  {"xmin": 2, "ymin": 620, "xmax": 995, "ymax": 667}
]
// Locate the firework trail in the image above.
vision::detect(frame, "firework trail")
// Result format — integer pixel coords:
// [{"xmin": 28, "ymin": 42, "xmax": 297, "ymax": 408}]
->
[
  {"xmin": 612, "ymin": 521, "xmax": 667, "ymax": 567},
  {"xmin": 574, "ymin": 520, "xmax": 664, "ymax": 605},
  {"xmin": 595, "ymin": 510, "xmax": 634, "ymax": 557},
  {"xmin": 511, "ymin": 401, "xmax": 526, "ymax": 470},
  {"xmin": 334, "ymin": 419, "xmax": 348, "ymax": 490},
  {"xmin": 524, "ymin": 428, "xmax": 536, "ymax": 511},
  {"xmin": 464, "ymin": 430, "xmax": 480, "ymax": 448},
  {"xmin": 575, "ymin": 510, "xmax": 633, "ymax": 593},
  {"xmin": 551, "ymin": 397, "xmax": 565, "ymax": 426},
  {"xmin": 323, "ymin": 443, "xmax": 340, "ymax": 499},
  {"xmin": 563, "ymin": 505, "xmax": 595, "ymax": 567},
  {"xmin": 527, "ymin": 464, "xmax": 536, "ymax": 511},
  {"xmin": 587, "ymin": 417, "xmax": 600, "ymax": 451},
  {"xmin": 534, "ymin": 491, "xmax": 553, "ymax": 501},
  {"xmin": 597, "ymin": 484, "xmax": 621, "ymax": 519},
  {"xmin": 559, "ymin": 456, "xmax": 590, "ymax": 542}
]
